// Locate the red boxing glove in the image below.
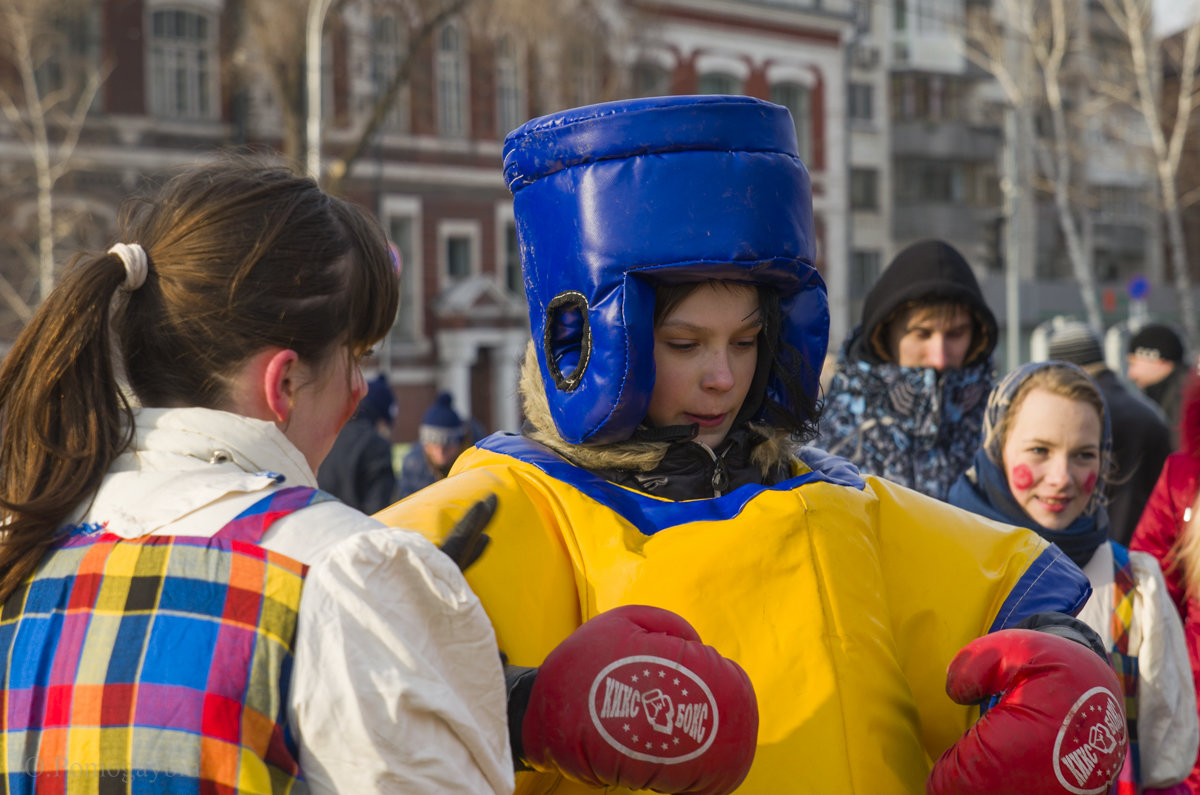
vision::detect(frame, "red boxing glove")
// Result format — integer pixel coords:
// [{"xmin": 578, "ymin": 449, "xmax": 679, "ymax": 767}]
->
[
  {"xmin": 927, "ymin": 629, "xmax": 1127, "ymax": 795},
  {"xmin": 522, "ymin": 605, "xmax": 758, "ymax": 794}
]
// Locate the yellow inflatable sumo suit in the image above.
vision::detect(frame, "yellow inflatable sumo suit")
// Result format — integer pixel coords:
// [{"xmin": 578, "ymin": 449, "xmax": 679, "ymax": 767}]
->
[
  {"xmin": 377, "ymin": 361, "xmax": 1088, "ymax": 794},
  {"xmin": 377, "ymin": 94, "xmax": 1093, "ymax": 794}
]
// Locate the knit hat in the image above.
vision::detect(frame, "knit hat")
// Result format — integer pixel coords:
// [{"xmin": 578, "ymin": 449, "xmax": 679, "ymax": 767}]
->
[
  {"xmin": 857, "ymin": 239, "xmax": 997, "ymax": 366},
  {"xmin": 1128, "ymin": 323, "xmax": 1184, "ymax": 363},
  {"xmin": 1046, "ymin": 320, "xmax": 1104, "ymax": 367},
  {"xmin": 357, "ymin": 374, "xmax": 397, "ymax": 426},
  {"xmin": 419, "ymin": 392, "xmax": 465, "ymax": 446}
]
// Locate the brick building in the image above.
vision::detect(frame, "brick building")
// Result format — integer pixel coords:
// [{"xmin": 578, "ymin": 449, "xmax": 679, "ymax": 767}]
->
[{"xmin": 0, "ymin": 0, "xmax": 862, "ymax": 442}]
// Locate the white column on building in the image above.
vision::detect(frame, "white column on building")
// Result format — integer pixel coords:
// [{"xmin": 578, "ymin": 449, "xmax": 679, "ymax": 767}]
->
[
  {"xmin": 497, "ymin": 331, "xmax": 529, "ymax": 433},
  {"xmin": 436, "ymin": 329, "xmax": 477, "ymax": 421}
]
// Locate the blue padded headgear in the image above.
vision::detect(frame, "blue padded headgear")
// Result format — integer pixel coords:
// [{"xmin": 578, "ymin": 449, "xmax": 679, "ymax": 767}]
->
[{"xmin": 504, "ymin": 95, "xmax": 828, "ymax": 445}]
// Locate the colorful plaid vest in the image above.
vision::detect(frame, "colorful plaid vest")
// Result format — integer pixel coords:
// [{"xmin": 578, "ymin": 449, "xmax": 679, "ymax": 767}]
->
[
  {"xmin": 1110, "ymin": 543, "xmax": 1140, "ymax": 795},
  {"xmin": 0, "ymin": 485, "xmax": 329, "ymax": 794}
]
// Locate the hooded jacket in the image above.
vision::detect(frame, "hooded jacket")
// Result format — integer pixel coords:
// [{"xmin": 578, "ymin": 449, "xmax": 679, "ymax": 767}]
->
[
  {"xmin": 377, "ymin": 347, "xmax": 1092, "ymax": 794},
  {"xmin": 819, "ymin": 240, "xmax": 997, "ymax": 501}
]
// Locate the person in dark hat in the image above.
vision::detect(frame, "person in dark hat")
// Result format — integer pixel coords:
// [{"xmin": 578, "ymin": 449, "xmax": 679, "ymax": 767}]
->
[
  {"xmin": 1045, "ymin": 319, "xmax": 1170, "ymax": 545},
  {"xmin": 1127, "ymin": 322, "xmax": 1189, "ymax": 447},
  {"xmin": 317, "ymin": 373, "xmax": 399, "ymax": 513},
  {"xmin": 397, "ymin": 391, "xmax": 468, "ymax": 498},
  {"xmin": 818, "ymin": 239, "xmax": 998, "ymax": 501}
]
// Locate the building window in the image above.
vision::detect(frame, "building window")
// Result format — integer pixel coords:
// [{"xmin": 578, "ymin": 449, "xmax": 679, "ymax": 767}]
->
[
  {"xmin": 769, "ymin": 82, "xmax": 813, "ymax": 163},
  {"xmin": 148, "ymin": 9, "xmax": 218, "ymax": 120},
  {"xmin": 386, "ymin": 208, "xmax": 421, "ymax": 343},
  {"xmin": 436, "ymin": 20, "xmax": 468, "ymax": 137},
  {"xmin": 849, "ymin": 82, "xmax": 873, "ymax": 123},
  {"xmin": 850, "ymin": 250, "xmax": 882, "ymax": 299},
  {"xmin": 632, "ymin": 61, "xmax": 670, "ymax": 97},
  {"xmin": 35, "ymin": 5, "xmax": 101, "ymax": 106},
  {"xmin": 850, "ymin": 168, "xmax": 879, "ymax": 210},
  {"xmin": 370, "ymin": 12, "xmax": 408, "ymax": 132},
  {"xmin": 439, "ymin": 220, "xmax": 480, "ymax": 286},
  {"xmin": 447, "ymin": 237, "xmax": 471, "ymax": 279},
  {"xmin": 895, "ymin": 160, "xmax": 963, "ymax": 203},
  {"xmin": 566, "ymin": 41, "xmax": 602, "ymax": 107},
  {"xmin": 496, "ymin": 36, "xmax": 525, "ymax": 136},
  {"xmin": 698, "ymin": 72, "xmax": 742, "ymax": 96},
  {"xmin": 504, "ymin": 222, "xmax": 522, "ymax": 295}
]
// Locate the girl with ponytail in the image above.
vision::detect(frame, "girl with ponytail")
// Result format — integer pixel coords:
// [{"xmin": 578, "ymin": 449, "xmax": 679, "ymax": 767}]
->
[{"xmin": 0, "ymin": 159, "xmax": 513, "ymax": 793}]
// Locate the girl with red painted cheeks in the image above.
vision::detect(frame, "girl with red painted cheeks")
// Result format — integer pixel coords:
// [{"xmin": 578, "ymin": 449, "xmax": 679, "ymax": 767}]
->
[{"xmin": 949, "ymin": 360, "xmax": 1197, "ymax": 793}]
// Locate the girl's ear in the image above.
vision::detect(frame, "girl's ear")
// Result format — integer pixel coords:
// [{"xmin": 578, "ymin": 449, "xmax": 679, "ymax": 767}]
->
[
  {"xmin": 262, "ymin": 348, "xmax": 300, "ymax": 423},
  {"xmin": 227, "ymin": 347, "xmax": 300, "ymax": 425}
]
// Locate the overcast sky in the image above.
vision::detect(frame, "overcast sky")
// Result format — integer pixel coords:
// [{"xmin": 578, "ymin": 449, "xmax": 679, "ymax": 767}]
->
[{"xmin": 1156, "ymin": 0, "xmax": 1200, "ymax": 38}]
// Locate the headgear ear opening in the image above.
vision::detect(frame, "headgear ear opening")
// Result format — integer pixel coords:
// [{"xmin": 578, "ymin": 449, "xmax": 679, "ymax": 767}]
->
[{"xmin": 544, "ymin": 291, "xmax": 592, "ymax": 392}]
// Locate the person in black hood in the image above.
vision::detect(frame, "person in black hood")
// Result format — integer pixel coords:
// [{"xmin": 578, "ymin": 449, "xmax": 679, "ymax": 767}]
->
[{"xmin": 817, "ymin": 239, "xmax": 998, "ymax": 501}]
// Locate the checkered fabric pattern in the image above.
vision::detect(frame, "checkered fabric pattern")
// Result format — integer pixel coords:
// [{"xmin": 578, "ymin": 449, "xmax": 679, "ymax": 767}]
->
[
  {"xmin": 0, "ymin": 486, "xmax": 328, "ymax": 794},
  {"xmin": 1110, "ymin": 557, "xmax": 1139, "ymax": 795}
]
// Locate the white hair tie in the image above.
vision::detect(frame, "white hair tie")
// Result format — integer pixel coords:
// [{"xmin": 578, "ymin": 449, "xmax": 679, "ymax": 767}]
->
[{"xmin": 108, "ymin": 242, "xmax": 148, "ymax": 291}]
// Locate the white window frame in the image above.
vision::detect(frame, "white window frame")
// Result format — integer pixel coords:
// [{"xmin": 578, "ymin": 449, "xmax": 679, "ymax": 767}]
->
[
  {"xmin": 436, "ymin": 19, "xmax": 469, "ymax": 137},
  {"xmin": 697, "ymin": 72, "xmax": 743, "ymax": 95},
  {"xmin": 35, "ymin": 4, "xmax": 102, "ymax": 108},
  {"xmin": 495, "ymin": 35, "xmax": 526, "ymax": 137},
  {"xmin": 849, "ymin": 82, "xmax": 874, "ymax": 123},
  {"xmin": 438, "ymin": 219, "xmax": 481, "ymax": 288},
  {"xmin": 694, "ymin": 53, "xmax": 750, "ymax": 82},
  {"xmin": 146, "ymin": 6, "xmax": 219, "ymax": 120},
  {"xmin": 568, "ymin": 39, "xmax": 602, "ymax": 107},
  {"xmin": 769, "ymin": 80, "xmax": 814, "ymax": 164},
  {"xmin": 494, "ymin": 202, "xmax": 523, "ymax": 298},
  {"xmin": 382, "ymin": 195, "xmax": 424, "ymax": 346},
  {"xmin": 369, "ymin": 10, "xmax": 409, "ymax": 132}
]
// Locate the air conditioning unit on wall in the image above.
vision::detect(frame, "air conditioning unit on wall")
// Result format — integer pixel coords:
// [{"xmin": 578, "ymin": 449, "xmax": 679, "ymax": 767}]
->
[{"xmin": 852, "ymin": 45, "xmax": 880, "ymax": 70}]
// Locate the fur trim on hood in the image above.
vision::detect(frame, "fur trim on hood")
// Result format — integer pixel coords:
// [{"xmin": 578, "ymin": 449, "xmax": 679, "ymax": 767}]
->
[{"xmin": 518, "ymin": 342, "xmax": 797, "ymax": 477}]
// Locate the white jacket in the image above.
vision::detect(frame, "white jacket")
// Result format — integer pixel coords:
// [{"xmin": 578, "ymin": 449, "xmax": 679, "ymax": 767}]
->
[
  {"xmin": 73, "ymin": 407, "xmax": 514, "ymax": 794},
  {"xmin": 1079, "ymin": 542, "xmax": 1200, "ymax": 788}
]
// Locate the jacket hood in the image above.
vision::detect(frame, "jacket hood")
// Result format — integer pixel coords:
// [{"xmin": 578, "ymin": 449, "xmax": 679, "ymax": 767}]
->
[
  {"xmin": 856, "ymin": 239, "xmax": 997, "ymax": 366},
  {"xmin": 518, "ymin": 342, "xmax": 796, "ymax": 477}
]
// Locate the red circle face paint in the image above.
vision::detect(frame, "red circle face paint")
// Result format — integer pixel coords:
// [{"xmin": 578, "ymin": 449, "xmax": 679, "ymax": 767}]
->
[
  {"xmin": 1083, "ymin": 472, "xmax": 1097, "ymax": 494},
  {"xmin": 1010, "ymin": 463, "xmax": 1034, "ymax": 491}
]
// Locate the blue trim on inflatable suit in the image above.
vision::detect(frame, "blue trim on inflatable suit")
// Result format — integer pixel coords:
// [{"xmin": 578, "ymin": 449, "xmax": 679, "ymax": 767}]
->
[
  {"xmin": 987, "ymin": 544, "xmax": 1093, "ymax": 632},
  {"xmin": 478, "ymin": 433, "xmax": 866, "ymax": 537}
]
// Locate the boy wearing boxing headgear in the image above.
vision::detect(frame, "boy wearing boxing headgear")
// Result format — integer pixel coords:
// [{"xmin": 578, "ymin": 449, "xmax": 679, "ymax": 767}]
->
[{"xmin": 378, "ymin": 95, "xmax": 1125, "ymax": 794}]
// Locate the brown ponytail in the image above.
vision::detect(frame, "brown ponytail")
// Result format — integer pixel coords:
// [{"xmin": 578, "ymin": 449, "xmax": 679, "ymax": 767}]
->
[
  {"xmin": 0, "ymin": 253, "xmax": 133, "ymax": 601},
  {"xmin": 0, "ymin": 159, "xmax": 400, "ymax": 602}
]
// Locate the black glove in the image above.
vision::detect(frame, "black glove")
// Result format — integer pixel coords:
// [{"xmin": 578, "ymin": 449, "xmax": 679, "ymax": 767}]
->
[
  {"xmin": 1014, "ymin": 611, "xmax": 1109, "ymax": 661},
  {"xmin": 438, "ymin": 493, "xmax": 495, "ymax": 571}
]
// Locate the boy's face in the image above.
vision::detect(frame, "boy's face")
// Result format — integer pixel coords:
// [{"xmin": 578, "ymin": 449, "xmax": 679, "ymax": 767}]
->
[
  {"xmin": 646, "ymin": 283, "xmax": 761, "ymax": 448},
  {"xmin": 886, "ymin": 304, "xmax": 973, "ymax": 371},
  {"xmin": 1125, "ymin": 353, "xmax": 1174, "ymax": 389}
]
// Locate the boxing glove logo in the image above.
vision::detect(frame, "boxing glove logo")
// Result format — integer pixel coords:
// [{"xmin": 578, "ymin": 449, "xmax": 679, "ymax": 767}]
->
[
  {"xmin": 589, "ymin": 654, "xmax": 719, "ymax": 764},
  {"xmin": 1052, "ymin": 686, "xmax": 1127, "ymax": 795}
]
